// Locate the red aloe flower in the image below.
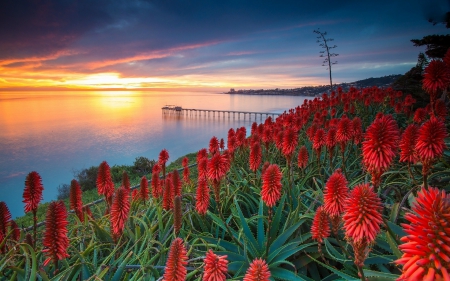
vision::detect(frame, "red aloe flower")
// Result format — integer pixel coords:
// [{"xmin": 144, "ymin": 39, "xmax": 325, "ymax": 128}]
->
[
  {"xmin": 258, "ymin": 124, "xmax": 264, "ymax": 136},
  {"xmin": 23, "ymin": 171, "xmax": 44, "ymax": 213},
  {"xmin": 282, "ymin": 127, "xmax": 298, "ymax": 160},
  {"xmin": 311, "ymin": 206, "xmax": 330, "ymax": 248},
  {"xmin": 261, "ymin": 164, "xmax": 282, "ymax": 207},
  {"xmin": 203, "ymin": 249, "xmax": 228, "ymax": 281},
  {"xmin": 182, "ymin": 157, "xmax": 189, "ymax": 167},
  {"xmin": 274, "ymin": 129, "xmax": 284, "ymax": 150},
  {"xmin": 236, "ymin": 127, "xmax": 247, "ymax": 148},
  {"xmin": 208, "ymin": 153, "xmax": 230, "ymax": 203},
  {"xmin": 198, "ymin": 157, "xmax": 208, "ymax": 180},
  {"xmin": 323, "ymin": 169, "xmax": 348, "ymax": 218},
  {"xmin": 325, "ymin": 127, "xmax": 337, "ymax": 153},
  {"xmin": 96, "ymin": 161, "xmax": 114, "ymax": 203},
  {"xmin": 395, "ymin": 187, "xmax": 450, "ymax": 281},
  {"xmin": 151, "ymin": 172, "xmax": 162, "ymax": 198},
  {"xmin": 251, "ymin": 122, "xmax": 258, "ymax": 135},
  {"xmin": 262, "ymin": 126, "xmax": 272, "ymax": 150},
  {"xmin": 140, "ymin": 176, "xmax": 149, "ymax": 201},
  {"xmin": 331, "ymin": 107, "xmax": 336, "ymax": 117},
  {"xmin": 69, "ymin": 179, "xmax": 83, "ymax": 222},
  {"xmin": 434, "ymin": 99, "xmax": 448, "ymax": 120},
  {"xmin": 395, "ymin": 102, "xmax": 403, "ymax": 114},
  {"xmin": 197, "ymin": 148, "xmax": 208, "ymax": 163},
  {"xmin": 249, "ymin": 141, "xmax": 262, "ymax": 172},
  {"xmin": 336, "ymin": 116, "xmax": 353, "ymax": 145},
  {"xmin": 415, "ymin": 116, "xmax": 448, "ymax": 175},
  {"xmin": 283, "ymin": 114, "xmax": 295, "ymax": 128},
  {"xmin": 163, "ymin": 177, "xmax": 174, "ymax": 210},
  {"xmin": 0, "ymin": 202, "xmax": 12, "ymax": 251},
  {"xmin": 196, "ymin": 177, "xmax": 210, "ymax": 215},
  {"xmin": 423, "ymin": 60, "xmax": 450, "ymax": 94},
  {"xmin": 362, "ymin": 114, "xmax": 400, "ymax": 187},
  {"xmin": 0, "ymin": 202, "xmax": 11, "ymax": 238},
  {"xmin": 343, "ymin": 184, "xmax": 382, "ymax": 268},
  {"xmin": 110, "ymin": 187, "xmax": 130, "ymax": 239},
  {"xmin": 207, "ymin": 153, "xmax": 230, "ymax": 182},
  {"xmin": 42, "ymin": 201, "xmax": 70, "ymax": 267},
  {"xmin": 172, "ymin": 170, "xmax": 182, "ymax": 197},
  {"xmin": 243, "ymin": 258, "xmax": 271, "ymax": 281},
  {"xmin": 153, "ymin": 163, "xmax": 162, "ymax": 174},
  {"xmin": 227, "ymin": 129, "xmax": 236, "ymax": 154},
  {"xmin": 351, "ymin": 117, "xmax": 363, "ymax": 145},
  {"xmin": 9, "ymin": 220, "xmax": 20, "ymax": 242},
  {"xmin": 173, "ymin": 196, "xmax": 182, "ymax": 235},
  {"xmin": 413, "ymin": 107, "xmax": 428, "ymax": 124},
  {"xmin": 399, "ymin": 124, "xmax": 420, "ymax": 164},
  {"xmin": 209, "ymin": 136, "xmax": 220, "ymax": 156},
  {"xmin": 159, "ymin": 149, "xmax": 170, "ymax": 177},
  {"xmin": 343, "ymin": 183, "xmax": 382, "ymax": 244},
  {"xmin": 297, "ymin": 146, "xmax": 309, "ymax": 169},
  {"xmin": 313, "ymin": 128, "xmax": 325, "ymax": 155},
  {"xmin": 122, "ymin": 171, "xmax": 131, "ymax": 190},
  {"xmin": 404, "ymin": 94, "xmax": 416, "ymax": 107},
  {"xmin": 183, "ymin": 165, "xmax": 190, "ymax": 185},
  {"xmin": 132, "ymin": 189, "xmax": 140, "ymax": 201},
  {"xmin": 163, "ymin": 238, "xmax": 188, "ymax": 281}
]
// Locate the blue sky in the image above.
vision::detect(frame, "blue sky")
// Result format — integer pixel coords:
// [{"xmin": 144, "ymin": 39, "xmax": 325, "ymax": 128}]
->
[{"xmin": 0, "ymin": 0, "xmax": 448, "ymax": 90}]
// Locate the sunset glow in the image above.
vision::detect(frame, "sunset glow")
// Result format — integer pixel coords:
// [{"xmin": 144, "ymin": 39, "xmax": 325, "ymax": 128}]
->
[{"xmin": 1, "ymin": 1, "xmax": 447, "ymax": 91}]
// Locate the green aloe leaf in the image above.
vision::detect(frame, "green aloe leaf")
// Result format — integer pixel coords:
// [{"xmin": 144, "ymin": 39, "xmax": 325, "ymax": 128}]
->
[
  {"xmin": 269, "ymin": 219, "xmax": 305, "ymax": 254},
  {"xmin": 363, "ymin": 269, "xmax": 400, "ymax": 280},
  {"xmin": 234, "ymin": 197, "xmax": 260, "ymax": 256},
  {"xmin": 270, "ymin": 267, "xmax": 312, "ymax": 281},
  {"xmin": 257, "ymin": 200, "xmax": 265, "ymax": 250},
  {"xmin": 269, "ymin": 195, "xmax": 286, "ymax": 243},
  {"xmin": 112, "ymin": 251, "xmax": 134, "ymax": 281}
]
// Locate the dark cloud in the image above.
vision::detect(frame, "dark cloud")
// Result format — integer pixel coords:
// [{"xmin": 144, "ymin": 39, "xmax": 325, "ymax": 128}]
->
[
  {"xmin": 0, "ymin": 0, "xmax": 367, "ymax": 61},
  {"xmin": 0, "ymin": 0, "xmax": 111, "ymax": 60}
]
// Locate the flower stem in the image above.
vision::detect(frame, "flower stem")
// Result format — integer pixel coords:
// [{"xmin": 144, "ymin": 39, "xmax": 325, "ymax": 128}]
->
[
  {"xmin": 266, "ymin": 208, "xmax": 273, "ymax": 259},
  {"xmin": 357, "ymin": 265, "xmax": 366, "ymax": 281},
  {"xmin": 33, "ymin": 210, "xmax": 37, "ymax": 249}
]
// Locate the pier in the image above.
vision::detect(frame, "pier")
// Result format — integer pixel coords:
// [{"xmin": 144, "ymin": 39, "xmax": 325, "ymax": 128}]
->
[{"xmin": 162, "ymin": 105, "xmax": 280, "ymax": 121}]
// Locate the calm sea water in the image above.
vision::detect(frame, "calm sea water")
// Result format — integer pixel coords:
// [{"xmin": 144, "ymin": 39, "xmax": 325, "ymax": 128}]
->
[{"xmin": 0, "ymin": 91, "xmax": 307, "ymax": 218}]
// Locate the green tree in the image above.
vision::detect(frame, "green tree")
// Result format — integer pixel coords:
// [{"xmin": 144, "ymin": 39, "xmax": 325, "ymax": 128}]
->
[
  {"xmin": 56, "ymin": 183, "xmax": 70, "ymax": 200},
  {"xmin": 411, "ymin": 12, "xmax": 450, "ymax": 59},
  {"xmin": 133, "ymin": 156, "xmax": 156, "ymax": 176},
  {"xmin": 392, "ymin": 53, "xmax": 429, "ymax": 106},
  {"xmin": 73, "ymin": 166, "xmax": 99, "ymax": 191}
]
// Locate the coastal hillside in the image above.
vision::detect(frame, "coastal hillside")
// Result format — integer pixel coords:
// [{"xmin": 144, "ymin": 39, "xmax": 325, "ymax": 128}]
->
[
  {"xmin": 226, "ymin": 74, "xmax": 402, "ymax": 96},
  {"xmin": 1, "ymin": 82, "xmax": 449, "ymax": 280}
]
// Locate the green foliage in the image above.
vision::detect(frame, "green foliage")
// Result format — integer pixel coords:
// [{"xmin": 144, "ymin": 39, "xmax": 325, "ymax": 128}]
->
[
  {"xmin": 392, "ymin": 53, "xmax": 429, "ymax": 107},
  {"xmin": 73, "ymin": 165, "xmax": 99, "ymax": 192},
  {"xmin": 133, "ymin": 156, "xmax": 156, "ymax": 176},
  {"xmin": 56, "ymin": 183, "xmax": 70, "ymax": 200}
]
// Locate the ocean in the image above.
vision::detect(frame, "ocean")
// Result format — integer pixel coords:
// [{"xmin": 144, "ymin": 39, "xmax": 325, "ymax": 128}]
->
[{"xmin": 0, "ymin": 91, "xmax": 308, "ymax": 218}]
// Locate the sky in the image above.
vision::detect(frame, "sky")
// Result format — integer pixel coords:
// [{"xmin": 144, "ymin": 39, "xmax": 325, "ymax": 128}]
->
[{"xmin": 0, "ymin": 0, "xmax": 448, "ymax": 91}]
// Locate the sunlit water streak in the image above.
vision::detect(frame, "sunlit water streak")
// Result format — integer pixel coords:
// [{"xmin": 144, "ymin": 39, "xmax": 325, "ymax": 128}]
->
[{"xmin": 0, "ymin": 91, "xmax": 308, "ymax": 218}]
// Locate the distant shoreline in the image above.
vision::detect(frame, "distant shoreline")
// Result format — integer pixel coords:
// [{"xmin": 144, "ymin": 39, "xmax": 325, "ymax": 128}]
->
[{"xmin": 222, "ymin": 74, "xmax": 401, "ymax": 97}]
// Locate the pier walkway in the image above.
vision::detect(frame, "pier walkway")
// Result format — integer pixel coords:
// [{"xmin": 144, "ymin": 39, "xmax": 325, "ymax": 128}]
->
[{"xmin": 162, "ymin": 105, "xmax": 280, "ymax": 121}]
